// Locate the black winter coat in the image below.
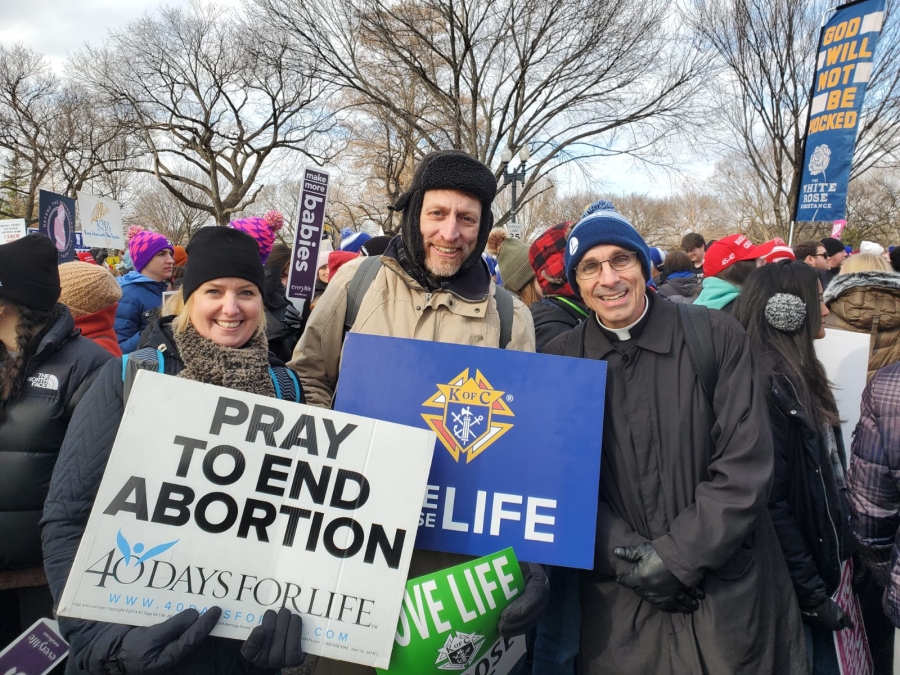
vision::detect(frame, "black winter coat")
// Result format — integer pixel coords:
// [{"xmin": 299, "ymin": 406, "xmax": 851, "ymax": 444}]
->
[
  {"xmin": 40, "ymin": 317, "xmax": 300, "ymax": 675},
  {"xmin": 0, "ymin": 305, "xmax": 112, "ymax": 572},
  {"xmin": 529, "ymin": 295, "xmax": 588, "ymax": 352},
  {"xmin": 767, "ymin": 375, "xmax": 852, "ymax": 609}
]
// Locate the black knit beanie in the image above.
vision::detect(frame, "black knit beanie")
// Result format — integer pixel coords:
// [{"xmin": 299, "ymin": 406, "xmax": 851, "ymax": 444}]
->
[
  {"xmin": 183, "ymin": 227, "xmax": 266, "ymax": 300},
  {"xmin": 0, "ymin": 234, "xmax": 61, "ymax": 310},
  {"xmin": 389, "ymin": 150, "xmax": 498, "ymax": 276}
]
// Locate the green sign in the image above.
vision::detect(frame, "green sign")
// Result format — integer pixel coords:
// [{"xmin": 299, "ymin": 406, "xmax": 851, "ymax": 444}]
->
[{"xmin": 378, "ymin": 548, "xmax": 526, "ymax": 674}]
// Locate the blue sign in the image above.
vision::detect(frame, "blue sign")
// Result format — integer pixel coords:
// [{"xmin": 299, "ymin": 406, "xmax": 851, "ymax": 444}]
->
[
  {"xmin": 333, "ymin": 334, "xmax": 606, "ymax": 569},
  {"xmin": 38, "ymin": 189, "xmax": 76, "ymax": 263},
  {"xmin": 796, "ymin": 0, "xmax": 886, "ymax": 223}
]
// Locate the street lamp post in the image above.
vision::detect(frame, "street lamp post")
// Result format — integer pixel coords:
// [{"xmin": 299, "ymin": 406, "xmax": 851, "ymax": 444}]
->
[{"xmin": 501, "ymin": 146, "xmax": 530, "ymax": 239}]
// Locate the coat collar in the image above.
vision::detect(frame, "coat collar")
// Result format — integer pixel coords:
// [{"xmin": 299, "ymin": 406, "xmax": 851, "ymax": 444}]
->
[
  {"xmin": 583, "ymin": 291, "xmax": 673, "ymax": 359},
  {"xmin": 823, "ymin": 270, "xmax": 900, "ymax": 304},
  {"xmin": 382, "ymin": 235, "xmax": 492, "ymax": 303}
]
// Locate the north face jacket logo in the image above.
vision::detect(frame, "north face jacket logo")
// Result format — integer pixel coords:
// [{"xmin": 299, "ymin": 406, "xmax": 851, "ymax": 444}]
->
[{"xmin": 28, "ymin": 373, "xmax": 59, "ymax": 391}]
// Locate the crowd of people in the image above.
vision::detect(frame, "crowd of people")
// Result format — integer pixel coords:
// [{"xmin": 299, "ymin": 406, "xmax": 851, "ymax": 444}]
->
[{"xmin": 2, "ymin": 148, "xmax": 900, "ymax": 675}]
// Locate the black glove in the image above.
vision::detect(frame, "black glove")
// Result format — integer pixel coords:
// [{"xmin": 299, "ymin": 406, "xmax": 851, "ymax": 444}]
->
[
  {"xmin": 801, "ymin": 598, "xmax": 854, "ymax": 632},
  {"xmin": 89, "ymin": 607, "xmax": 221, "ymax": 674},
  {"xmin": 241, "ymin": 608, "xmax": 305, "ymax": 668},
  {"xmin": 614, "ymin": 543, "xmax": 704, "ymax": 614},
  {"xmin": 497, "ymin": 562, "xmax": 551, "ymax": 637}
]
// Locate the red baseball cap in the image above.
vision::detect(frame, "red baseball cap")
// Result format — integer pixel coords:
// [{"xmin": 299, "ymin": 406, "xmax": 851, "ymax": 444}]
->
[
  {"xmin": 703, "ymin": 234, "xmax": 766, "ymax": 277},
  {"xmin": 756, "ymin": 238, "xmax": 796, "ymax": 264}
]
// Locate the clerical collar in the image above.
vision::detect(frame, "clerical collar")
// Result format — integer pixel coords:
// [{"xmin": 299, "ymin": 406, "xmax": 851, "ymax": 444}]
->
[{"xmin": 596, "ymin": 295, "xmax": 650, "ymax": 341}]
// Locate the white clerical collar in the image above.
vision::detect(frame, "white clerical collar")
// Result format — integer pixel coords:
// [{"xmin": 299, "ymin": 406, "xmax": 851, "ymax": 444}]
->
[{"xmin": 596, "ymin": 296, "xmax": 649, "ymax": 341}]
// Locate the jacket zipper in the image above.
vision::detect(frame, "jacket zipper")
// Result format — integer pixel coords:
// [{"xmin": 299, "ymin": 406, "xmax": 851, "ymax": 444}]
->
[{"xmin": 783, "ymin": 379, "xmax": 842, "ymax": 569}]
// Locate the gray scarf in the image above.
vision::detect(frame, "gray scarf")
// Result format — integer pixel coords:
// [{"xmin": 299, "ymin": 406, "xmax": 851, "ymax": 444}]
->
[{"xmin": 174, "ymin": 324, "xmax": 275, "ymax": 398}]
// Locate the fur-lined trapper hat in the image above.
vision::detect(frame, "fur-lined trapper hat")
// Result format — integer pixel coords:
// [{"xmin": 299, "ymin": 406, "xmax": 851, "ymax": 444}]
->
[{"xmin": 388, "ymin": 150, "xmax": 498, "ymax": 276}]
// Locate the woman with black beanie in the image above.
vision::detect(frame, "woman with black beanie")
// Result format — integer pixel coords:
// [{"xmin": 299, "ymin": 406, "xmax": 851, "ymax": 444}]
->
[
  {"xmin": 41, "ymin": 227, "xmax": 306, "ymax": 675},
  {"xmin": 0, "ymin": 234, "xmax": 112, "ymax": 648}
]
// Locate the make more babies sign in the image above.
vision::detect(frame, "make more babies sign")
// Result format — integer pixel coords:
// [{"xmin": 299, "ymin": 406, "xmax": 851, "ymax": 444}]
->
[
  {"xmin": 335, "ymin": 335, "xmax": 606, "ymax": 569},
  {"xmin": 59, "ymin": 371, "xmax": 435, "ymax": 669}
]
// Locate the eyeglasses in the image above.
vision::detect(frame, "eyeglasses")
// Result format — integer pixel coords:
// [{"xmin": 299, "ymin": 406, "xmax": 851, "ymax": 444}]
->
[
  {"xmin": 813, "ymin": 252, "xmax": 830, "ymax": 259},
  {"xmin": 575, "ymin": 251, "xmax": 638, "ymax": 280}
]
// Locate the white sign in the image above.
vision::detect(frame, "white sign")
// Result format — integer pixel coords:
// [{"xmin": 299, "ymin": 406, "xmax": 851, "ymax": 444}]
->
[
  {"xmin": 59, "ymin": 371, "xmax": 435, "ymax": 669},
  {"xmin": 0, "ymin": 218, "xmax": 26, "ymax": 244},
  {"xmin": 77, "ymin": 191, "xmax": 124, "ymax": 249},
  {"xmin": 815, "ymin": 328, "xmax": 871, "ymax": 450}
]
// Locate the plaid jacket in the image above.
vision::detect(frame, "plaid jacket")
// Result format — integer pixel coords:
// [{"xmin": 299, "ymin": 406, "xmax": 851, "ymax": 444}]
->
[{"xmin": 846, "ymin": 360, "xmax": 900, "ymax": 626}]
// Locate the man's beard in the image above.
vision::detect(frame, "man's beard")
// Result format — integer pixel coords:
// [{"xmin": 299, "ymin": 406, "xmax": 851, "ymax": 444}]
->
[{"xmin": 423, "ymin": 239, "xmax": 474, "ymax": 278}]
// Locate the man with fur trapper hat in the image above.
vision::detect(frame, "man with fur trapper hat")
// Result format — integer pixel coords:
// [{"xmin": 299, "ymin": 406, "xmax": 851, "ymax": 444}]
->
[{"xmin": 289, "ymin": 150, "xmax": 541, "ymax": 675}]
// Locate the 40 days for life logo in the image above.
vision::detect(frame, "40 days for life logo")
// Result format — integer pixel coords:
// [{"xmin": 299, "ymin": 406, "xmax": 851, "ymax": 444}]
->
[{"xmin": 421, "ymin": 369, "xmax": 514, "ymax": 464}]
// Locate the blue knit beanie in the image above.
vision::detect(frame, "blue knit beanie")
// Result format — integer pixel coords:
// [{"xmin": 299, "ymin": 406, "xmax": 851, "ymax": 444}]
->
[{"xmin": 565, "ymin": 200, "xmax": 652, "ymax": 290}]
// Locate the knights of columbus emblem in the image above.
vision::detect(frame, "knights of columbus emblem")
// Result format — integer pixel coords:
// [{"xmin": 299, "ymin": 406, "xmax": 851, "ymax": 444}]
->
[{"xmin": 421, "ymin": 369, "xmax": 514, "ymax": 463}]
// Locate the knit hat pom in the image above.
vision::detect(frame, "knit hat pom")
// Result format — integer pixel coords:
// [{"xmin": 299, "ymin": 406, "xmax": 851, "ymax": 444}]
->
[
  {"xmin": 487, "ymin": 227, "xmax": 509, "ymax": 256},
  {"xmin": 581, "ymin": 199, "xmax": 616, "ymax": 220},
  {"xmin": 264, "ymin": 210, "xmax": 284, "ymax": 233},
  {"xmin": 764, "ymin": 293, "xmax": 807, "ymax": 333},
  {"xmin": 125, "ymin": 225, "xmax": 145, "ymax": 244}
]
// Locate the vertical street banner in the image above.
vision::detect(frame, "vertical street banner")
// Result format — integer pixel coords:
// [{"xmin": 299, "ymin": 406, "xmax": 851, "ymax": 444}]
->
[
  {"xmin": 377, "ymin": 549, "xmax": 526, "ymax": 674},
  {"xmin": 77, "ymin": 191, "xmax": 125, "ymax": 250},
  {"xmin": 334, "ymin": 334, "xmax": 606, "ymax": 569},
  {"xmin": 0, "ymin": 218, "xmax": 27, "ymax": 244},
  {"xmin": 795, "ymin": 0, "xmax": 886, "ymax": 223},
  {"xmin": 287, "ymin": 167, "xmax": 330, "ymax": 312},
  {"xmin": 58, "ymin": 371, "xmax": 435, "ymax": 669},
  {"xmin": 38, "ymin": 189, "xmax": 76, "ymax": 263}
]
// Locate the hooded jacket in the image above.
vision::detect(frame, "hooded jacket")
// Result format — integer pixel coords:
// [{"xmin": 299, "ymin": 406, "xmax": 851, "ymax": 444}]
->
[
  {"xmin": 530, "ymin": 295, "xmax": 588, "ymax": 352},
  {"xmin": 73, "ymin": 304, "xmax": 121, "ymax": 357},
  {"xmin": 0, "ymin": 305, "xmax": 112, "ymax": 573},
  {"xmin": 41, "ymin": 317, "xmax": 297, "ymax": 675},
  {"xmin": 658, "ymin": 273, "xmax": 702, "ymax": 304},
  {"xmin": 767, "ymin": 374, "xmax": 851, "ymax": 610},
  {"xmin": 290, "ymin": 237, "xmax": 535, "ymax": 409},
  {"xmin": 114, "ymin": 271, "xmax": 168, "ymax": 353},
  {"xmin": 824, "ymin": 270, "xmax": 900, "ymax": 379}
]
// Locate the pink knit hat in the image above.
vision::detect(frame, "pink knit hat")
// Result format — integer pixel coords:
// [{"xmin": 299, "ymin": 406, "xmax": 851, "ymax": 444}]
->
[
  {"xmin": 228, "ymin": 211, "xmax": 284, "ymax": 263},
  {"xmin": 127, "ymin": 228, "xmax": 174, "ymax": 274}
]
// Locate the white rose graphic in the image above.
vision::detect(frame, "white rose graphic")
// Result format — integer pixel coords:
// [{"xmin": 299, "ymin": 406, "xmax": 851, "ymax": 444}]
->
[{"xmin": 808, "ymin": 144, "xmax": 831, "ymax": 177}]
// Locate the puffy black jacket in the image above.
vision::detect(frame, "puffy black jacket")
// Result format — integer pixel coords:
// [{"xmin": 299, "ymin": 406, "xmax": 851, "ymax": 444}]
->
[
  {"xmin": 530, "ymin": 295, "xmax": 588, "ymax": 352},
  {"xmin": 658, "ymin": 275, "xmax": 701, "ymax": 304},
  {"xmin": 767, "ymin": 374, "xmax": 853, "ymax": 609},
  {"xmin": 0, "ymin": 305, "xmax": 112, "ymax": 572},
  {"xmin": 41, "ymin": 317, "xmax": 301, "ymax": 675}
]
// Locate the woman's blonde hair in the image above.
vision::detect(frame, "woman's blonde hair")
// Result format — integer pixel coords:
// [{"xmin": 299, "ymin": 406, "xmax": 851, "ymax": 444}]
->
[
  {"xmin": 169, "ymin": 287, "xmax": 267, "ymax": 339},
  {"xmin": 516, "ymin": 279, "xmax": 542, "ymax": 307},
  {"xmin": 840, "ymin": 253, "xmax": 892, "ymax": 274}
]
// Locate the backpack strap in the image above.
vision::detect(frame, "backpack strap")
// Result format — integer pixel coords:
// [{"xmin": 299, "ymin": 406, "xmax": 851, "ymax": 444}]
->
[
  {"xmin": 268, "ymin": 365, "xmax": 304, "ymax": 403},
  {"xmin": 494, "ymin": 286, "xmax": 514, "ymax": 349},
  {"xmin": 121, "ymin": 347, "xmax": 166, "ymax": 403},
  {"xmin": 677, "ymin": 303, "xmax": 717, "ymax": 408},
  {"xmin": 564, "ymin": 321, "xmax": 587, "ymax": 358},
  {"xmin": 344, "ymin": 256, "xmax": 383, "ymax": 333}
]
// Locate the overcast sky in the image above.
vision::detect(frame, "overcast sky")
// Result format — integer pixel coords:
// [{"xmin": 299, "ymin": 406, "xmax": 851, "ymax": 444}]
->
[{"xmin": 0, "ymin": 0, "xmax": 704, "ymax": 198}]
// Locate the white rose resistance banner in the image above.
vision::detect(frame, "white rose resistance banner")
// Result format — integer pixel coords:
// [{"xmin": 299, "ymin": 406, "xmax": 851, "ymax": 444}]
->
[
  {"xmin": 334, "ymin": 334, "xmax": 606, "ymax": 569},
  {"xmin": 287, "ymin": 167, "xmax": 330, "ymax": 313},
  {"xmin": 59, "ymin": 371, "xmax": 435, "ymax": 669},
  {"xmin": 794, "ymin": 0, "xmax": 886, "ymax": 223},
  {"xmin": 77, "ymin": 191, "xmax": 124, "ymax": 250}
]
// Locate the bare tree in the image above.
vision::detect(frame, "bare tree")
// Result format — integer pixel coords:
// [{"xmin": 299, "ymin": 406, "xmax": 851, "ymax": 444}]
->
[
  {"xmin": 127, "ymin": 177, "xmax": 212, "ymax": 246},
  {"xmin": 686, "ymin": 0, "xmax": 900, "ymax": 237},
  {"xmin": 72, "ymin": 2, "xmax": 337, "ymax": 225},
  {"xmin": 255, "ymin": 0, "xmax": 709, "ymax": 227}
]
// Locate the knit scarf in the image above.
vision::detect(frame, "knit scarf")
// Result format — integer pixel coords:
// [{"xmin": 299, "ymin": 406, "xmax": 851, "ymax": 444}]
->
[{"xmin": 174, "ymin": 324, "xmax": 275, "ymax": 398}]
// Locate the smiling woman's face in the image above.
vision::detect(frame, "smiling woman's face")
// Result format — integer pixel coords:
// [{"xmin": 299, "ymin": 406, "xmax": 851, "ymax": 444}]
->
[{"xmin": 188, "ymin": 278, "xmax": 262, "ymax": 348}]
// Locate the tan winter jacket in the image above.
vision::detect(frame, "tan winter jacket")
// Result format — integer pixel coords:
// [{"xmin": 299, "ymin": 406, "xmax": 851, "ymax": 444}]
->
[
  {"xmin": 824, "ymin": 270, "xmax": 900, "ymax": 380},
  {"xmin": 288, "ymin": 253, "xmax": 535, "ymax": 409}
]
